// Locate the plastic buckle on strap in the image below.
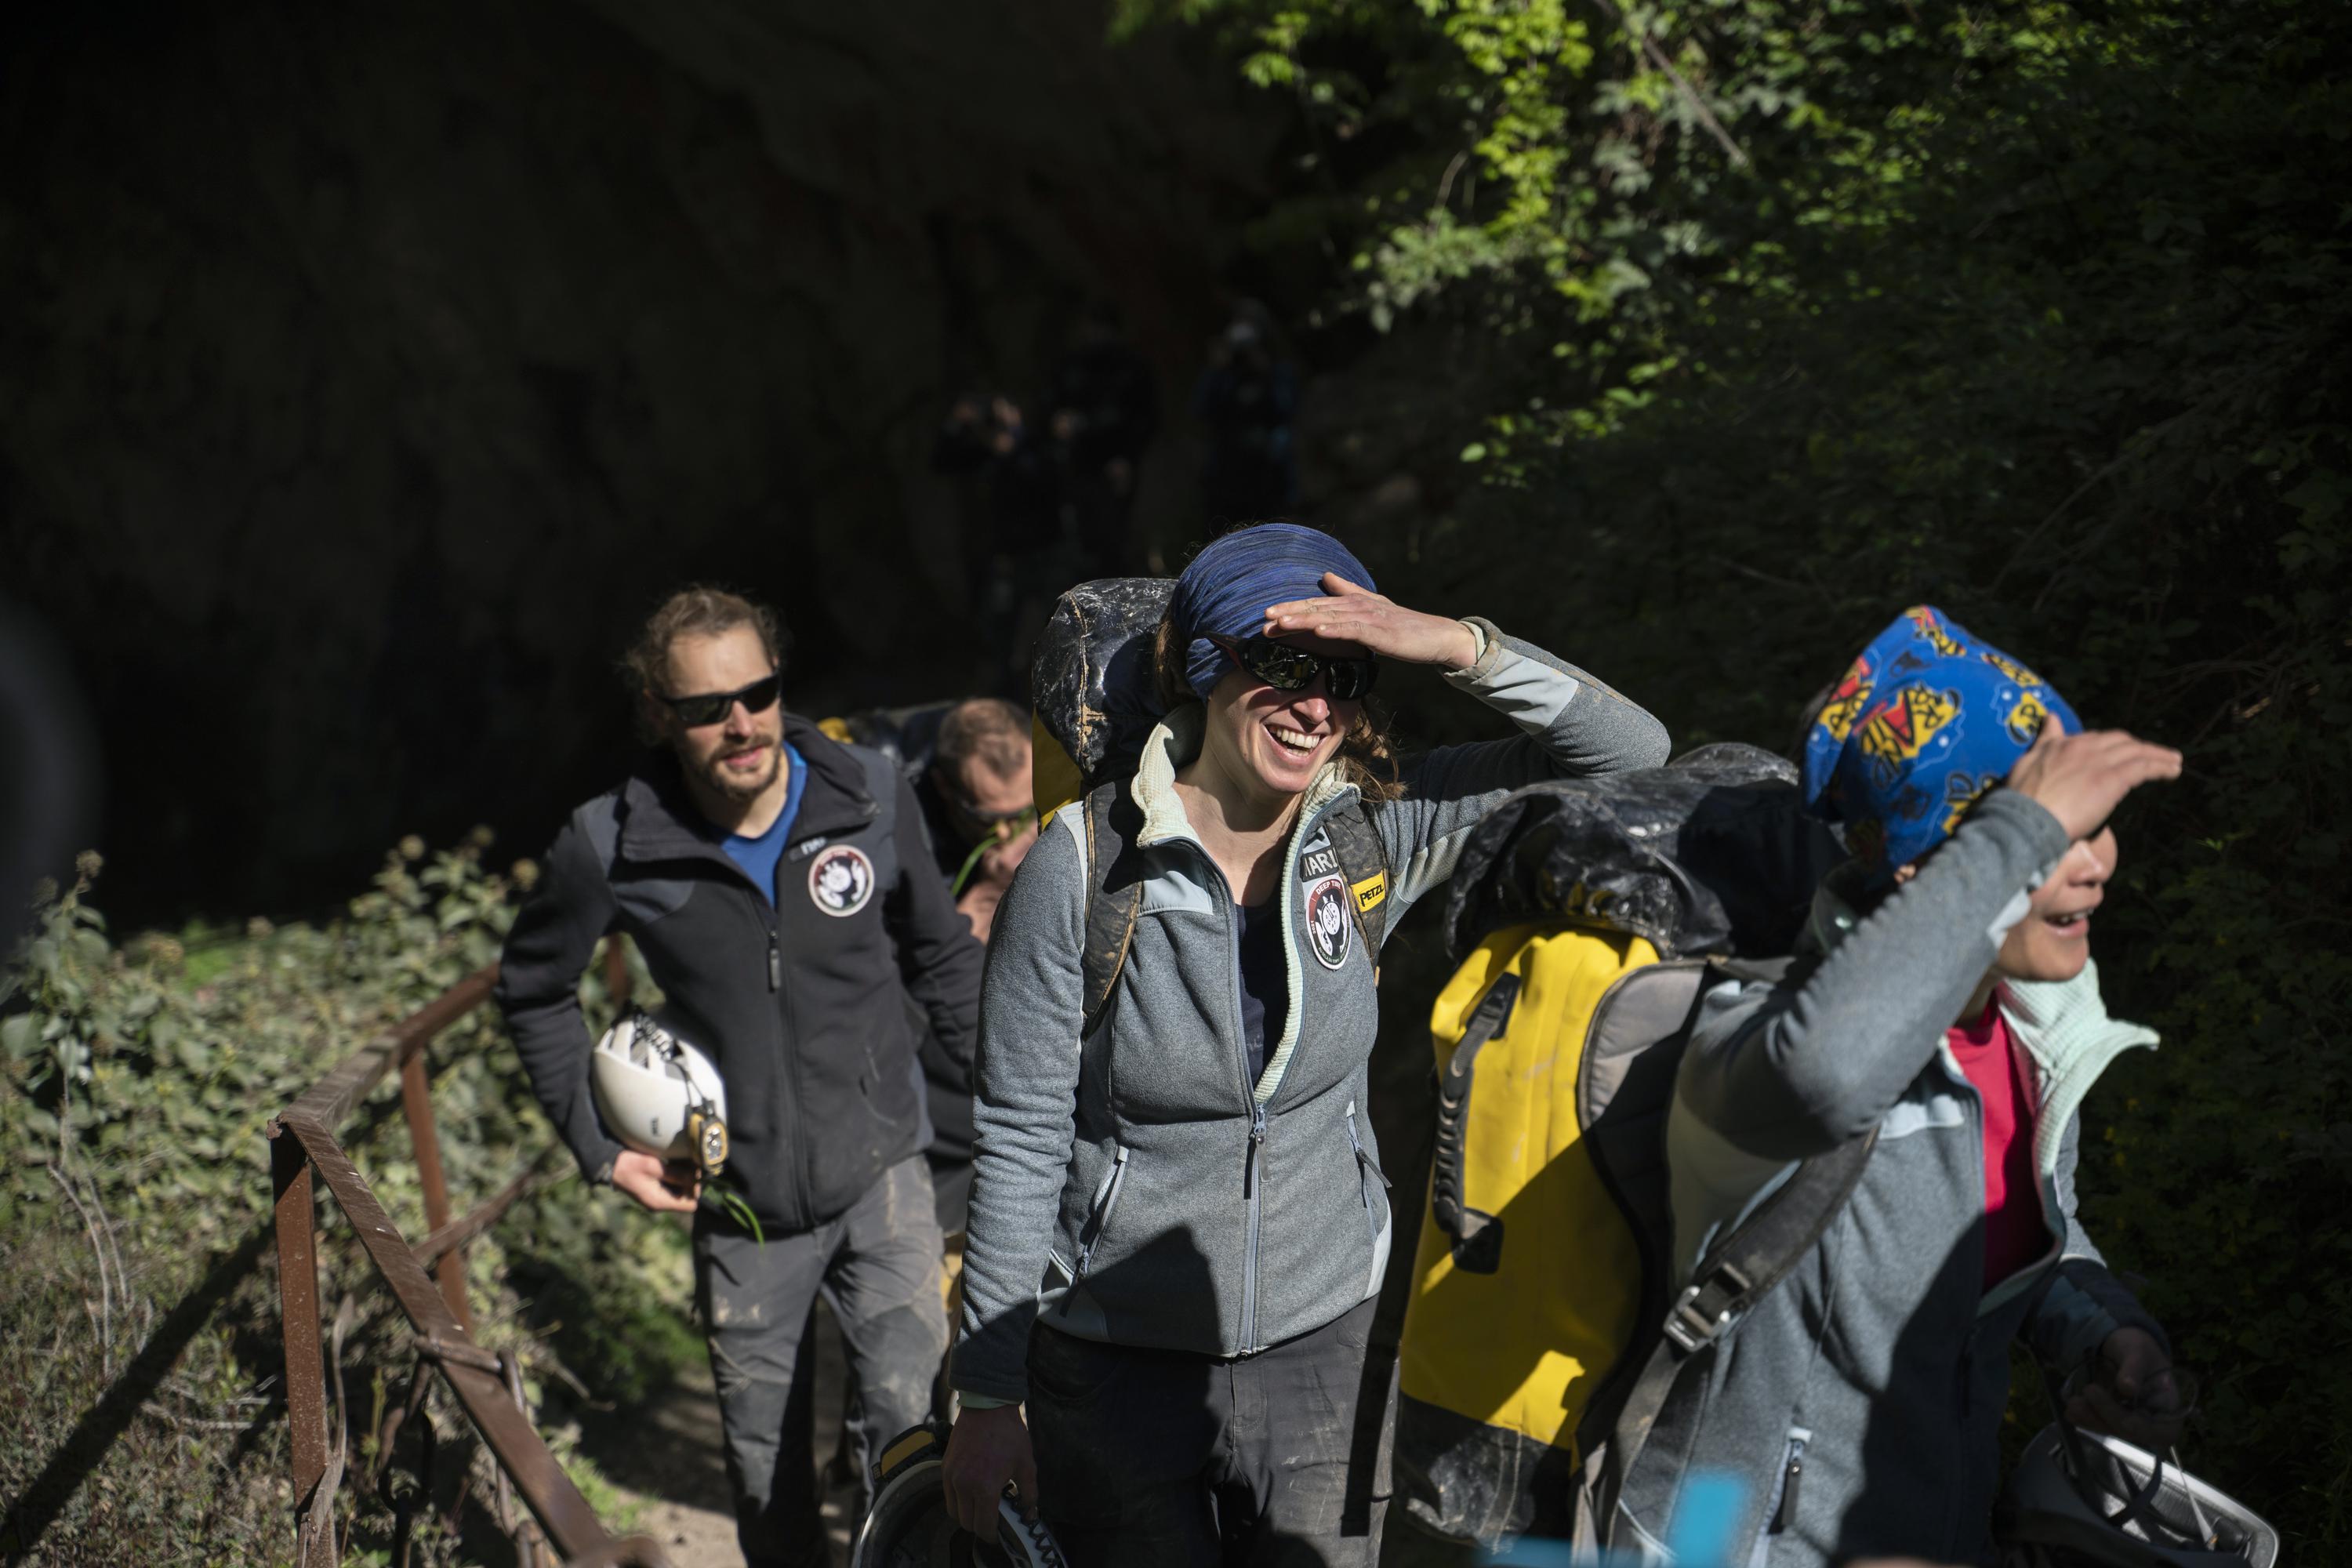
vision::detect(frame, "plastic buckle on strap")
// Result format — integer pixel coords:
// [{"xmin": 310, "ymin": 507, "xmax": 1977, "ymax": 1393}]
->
[{"xmin": 1664, "ymin": 1262, "xmax": 1751, "ymax": 1354}]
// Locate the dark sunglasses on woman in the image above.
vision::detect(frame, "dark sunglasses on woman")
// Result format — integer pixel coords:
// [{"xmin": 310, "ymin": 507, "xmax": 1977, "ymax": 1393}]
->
[
  {"xmin": 662, "ymin": 673, "xmax": 783, "ymax": 728},
  {"xmin": 1209, "ymin": 635, "xmax": 1380, "ymax": 702}
]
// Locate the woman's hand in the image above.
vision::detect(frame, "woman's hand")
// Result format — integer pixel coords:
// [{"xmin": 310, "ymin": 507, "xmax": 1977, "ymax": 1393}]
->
[
  {"xmin": 1264, "ymin": 573, "xmax": 1479, "ymax": 671},
  {"xmin": 942, "ymin": 1403, "xmax": 1039, "ymax": 1542}
]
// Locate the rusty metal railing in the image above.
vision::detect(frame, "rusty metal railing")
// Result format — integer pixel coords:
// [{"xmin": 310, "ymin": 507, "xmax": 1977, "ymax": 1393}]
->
[{"xmin": 268, "ymin": 940, "xmax": 672, "ymax": 1568}]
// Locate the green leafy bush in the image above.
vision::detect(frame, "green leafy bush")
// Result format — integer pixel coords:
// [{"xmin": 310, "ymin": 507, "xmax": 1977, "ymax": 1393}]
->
[
  {"xmin": 2, "ymin": 839, "xmax": 696, "ymax": 1566},
  {"xmin": 1144, "ymin": 0, "xmax": 2352, "ymax": 1547}
]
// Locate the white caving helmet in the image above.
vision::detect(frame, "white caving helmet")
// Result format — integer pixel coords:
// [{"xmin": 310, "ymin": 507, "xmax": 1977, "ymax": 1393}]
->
[
  {"xmin": 590, "ymin": 1007, "xmax": 730, "ymax": 1177},
  {"xmin": 853, "ymin": 1424, "xmax": 1069, "ymax": 1568},
  {"xmin": 2002, "ymin": 1419, "xmax": 2279, "ymax": 1567}
]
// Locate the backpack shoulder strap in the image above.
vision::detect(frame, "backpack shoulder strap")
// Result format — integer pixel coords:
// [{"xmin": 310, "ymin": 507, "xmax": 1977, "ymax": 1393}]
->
[
  {"xmin": 1077, "ymin": 779, "xmax": 1148, "ymax": 1036},
  {"xmin": 1321, "ymin": 799, "xmax": 1393, "ymax": 951},
  {"xmin": 848, "ymin": 742, "xmax": 901, "ymax": 833},
  {"xmin": 1595, "ymin": 955, "xmax": 1868, "ymax": 1544}
]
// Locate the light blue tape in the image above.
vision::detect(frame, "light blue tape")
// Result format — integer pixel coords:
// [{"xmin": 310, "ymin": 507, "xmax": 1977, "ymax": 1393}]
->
[
  {"xmin": 1663, "ymin": 1470, "xmax": 1748, "ymax": 1566},
  {"xmin": 1471, "ymin": 1469, "xmax": 1751, "ymax": 1568}
]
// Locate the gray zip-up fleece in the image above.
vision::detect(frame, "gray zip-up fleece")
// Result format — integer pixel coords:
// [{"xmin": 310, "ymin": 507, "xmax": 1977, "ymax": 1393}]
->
[
  {"xmin": 1624, "ymin": 789, "xmax": 2167, "ymax": 1566},
  {"xmin": 953, "ymin": 621, "xmax": 1671, "ymax": 1404}
]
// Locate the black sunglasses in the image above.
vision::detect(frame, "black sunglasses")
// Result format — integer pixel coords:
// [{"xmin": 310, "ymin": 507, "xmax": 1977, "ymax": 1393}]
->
[
  {"xmin": 1210, "ymin": 635, "xmax": 1379, "ymax": 702},
  {"xmin": 661, "ymin": 673, "xmax": 782, "ymax": 728}
]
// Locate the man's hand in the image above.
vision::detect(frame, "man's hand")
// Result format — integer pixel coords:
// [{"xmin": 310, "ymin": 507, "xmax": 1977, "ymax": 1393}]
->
[
  {"xmin": 2005, "ymin": 723, "xmax": 2183, "ymax": 841},
  {"xmin": 2068, "ymin": 1327, "xmax": 2189, "ymax": 1451},
  {"xmin": 1263, "ymin": 574, "xmax": 1481, "ymax": 671},
  {"xmin": 956, "ymin": 819, "xmax": 1038, "ymax": 944},
  {"xmin": 942, "ymin": 1403, "xmax": 1038, "ymax": 1542},
  {"xmin": 611, "ymin": 1149, "xmax": 700, "ymax": 1214}
]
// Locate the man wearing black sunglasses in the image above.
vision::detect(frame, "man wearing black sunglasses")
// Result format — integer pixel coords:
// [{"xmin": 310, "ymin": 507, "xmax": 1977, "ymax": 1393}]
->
[{"xmin": 496, "ymin": 586, "xmax": 984, "ymax": 1568}]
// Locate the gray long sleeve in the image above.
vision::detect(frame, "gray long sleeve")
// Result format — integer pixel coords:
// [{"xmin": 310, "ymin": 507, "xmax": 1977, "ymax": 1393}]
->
[
  {"xmin": 1679, "ymin": 787, "xmax": 2072, "ymax": 1162},
  {"xmin": 953, "ymin": 815, "xmax": 1089, "ymax": 1403},
  {"xmin": 1377, "ymin": 618, "xmax": 1672, "ymax": 922}
]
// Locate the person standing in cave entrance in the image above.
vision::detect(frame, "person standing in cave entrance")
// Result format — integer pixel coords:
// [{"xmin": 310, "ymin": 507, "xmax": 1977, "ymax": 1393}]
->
[
  {"xmin": 1193, "ymin": 299, "xmax": 1299, "ymax": 527},
  {"xmin": 495, "ymin": 586, "xmax": 983, "ymax": 1568},
  {"xmin": 933, "ymin": 391, "xmax": 1072, "ymax": 696},
  {"xmin": 1047, "ymin": 300, "xmax": 1160, "ymax": 579}
]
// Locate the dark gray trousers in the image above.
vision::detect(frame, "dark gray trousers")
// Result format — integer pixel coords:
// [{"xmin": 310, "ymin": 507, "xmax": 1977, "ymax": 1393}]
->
[
  {"xmin": 695, "ymin": 1156, "xmax": 947, "ymax": 1568},
  {"xmin": 1026, "ymin": 1298, "xmax": 1393, "ymax": 1567}
]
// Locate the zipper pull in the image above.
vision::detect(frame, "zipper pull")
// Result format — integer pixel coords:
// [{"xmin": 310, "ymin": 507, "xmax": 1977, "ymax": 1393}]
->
[
  {"xmin": 1772, "ymin": 1450, "xmax": 1804, "ymax": 1534},
  {"xmin": 768, "ymin": 933, "xmax": 781, "ymax": 992},
  {"xmin": 1245, "ymin": 1121, "xmax": 1265, "ymax": 1199}
]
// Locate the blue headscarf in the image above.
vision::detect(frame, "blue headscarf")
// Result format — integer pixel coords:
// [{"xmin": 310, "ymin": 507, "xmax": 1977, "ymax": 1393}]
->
[
  {"xmin": 1168, "ymin": 524, "xmax": 1377, "ymax": 699},
  {"xmin": 1802, "ymin": 605, "xmax": 2080, "ymax": 883}
]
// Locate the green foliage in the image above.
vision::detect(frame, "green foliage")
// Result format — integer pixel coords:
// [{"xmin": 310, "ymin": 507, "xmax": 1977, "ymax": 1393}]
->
[
  {"xmin": 2, "ymin": 839, "xmax": 692, "ymax": 1565},
  {"xmin": 1151, "ymin": 0, "xmax": 2352, "ymax": 1547}
]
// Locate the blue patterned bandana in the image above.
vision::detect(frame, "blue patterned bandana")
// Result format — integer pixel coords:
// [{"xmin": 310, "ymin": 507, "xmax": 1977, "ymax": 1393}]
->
[
  {"xmin": 1802, "ymin": 605, "xmax": 2079, "ymax": 883},
  {"xmin": 1169, "ymin": 524, "xmax": 1377, "ymax": 699}
]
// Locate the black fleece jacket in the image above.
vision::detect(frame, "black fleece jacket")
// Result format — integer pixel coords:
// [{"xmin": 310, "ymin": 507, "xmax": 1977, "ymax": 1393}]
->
[{"xmin": 494, "ymin": 715, "xmax": 984, "ymax": 1233}]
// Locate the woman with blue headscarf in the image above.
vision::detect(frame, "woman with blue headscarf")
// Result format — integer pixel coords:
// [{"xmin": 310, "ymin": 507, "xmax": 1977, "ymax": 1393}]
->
[{"xmin": 941, "ymin": 522, "xmax": 1671, "ymax": 1565}]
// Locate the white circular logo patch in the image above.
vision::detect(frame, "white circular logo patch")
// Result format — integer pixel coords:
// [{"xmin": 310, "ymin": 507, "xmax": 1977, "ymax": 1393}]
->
[
  {"xmin": 1305, "ymin": 876, "xmax": 1352, "ymax": 971},
  {"xmin": 808, "ymin": 844, "xmax": 876, "ymax": 917}
]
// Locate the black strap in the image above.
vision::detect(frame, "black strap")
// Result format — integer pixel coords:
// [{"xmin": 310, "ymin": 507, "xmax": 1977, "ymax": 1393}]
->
[
  {"xmin": 1597, "ymin": 1052, "xmax": 1875, "ymax": 1544},
  {"xmin": 1320, "ymin": 801, "xmax": 1393, "ymax": 953},
  {"xmin": 1078, "ymin": 786, "xmax": 1391, "ymax": 1036},
  {"xmin": 1428, "ymin": 972, "xmax": 1521, "ymax": 1274},
  {"xmin": 1077, "ymin": 782, "xmax": 1147, "ymax": 1037}
]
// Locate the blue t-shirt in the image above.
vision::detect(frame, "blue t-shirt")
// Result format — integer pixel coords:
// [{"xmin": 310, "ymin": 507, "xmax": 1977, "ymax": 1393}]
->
[
  {"xmin": 1234, "ymin": 897, "xmax": 1290, "ymax": 1083},
  {"xmin": 722, "ymin": 743, "xmax": 808, "ymax": 905}
]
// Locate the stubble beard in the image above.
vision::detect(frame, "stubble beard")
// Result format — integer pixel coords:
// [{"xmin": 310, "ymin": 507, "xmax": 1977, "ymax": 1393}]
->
[{"xmin": 699, "ymin": 739, "xmax": 781, "ymax": 804}]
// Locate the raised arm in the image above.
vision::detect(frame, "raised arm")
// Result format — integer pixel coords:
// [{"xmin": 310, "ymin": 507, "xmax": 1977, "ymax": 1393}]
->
[
  {"xmin": 494, "ymin": 811, "xmax": 625, "ymax": 1185},
  {"xmin": 1262, "ymin": 575, "xmax": 1671, "ymax": 919},
  {"xmin": 952, "ymin": 811, "xmax": 1089, "ymax": 1405},
  {"xmin": 1381, "ymin": 618, "xmax": 1672, "ymax": 912},
  {"xmin": 1679, "ymin": 788, "xmax": 2071, "ymax": 1164}
]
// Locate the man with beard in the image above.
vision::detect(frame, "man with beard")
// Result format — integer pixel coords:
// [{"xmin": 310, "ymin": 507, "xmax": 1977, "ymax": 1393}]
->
[{"xmin": 496, "ymin": 586, "xmax": 982, "ymax": 1567}]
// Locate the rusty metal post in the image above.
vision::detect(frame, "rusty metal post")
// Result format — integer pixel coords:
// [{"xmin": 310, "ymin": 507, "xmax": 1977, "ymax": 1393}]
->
[
  {"xmin": 399, "ymin": 1049, "xmax": 470, "ymax": 1332},
  {"xmin": 270, "ymin": 1123, "xmax": 335, "ymax": 1568},
  {"xmin": 601, "ymin": 934, "xmax": 632, "ymax": 1011}
]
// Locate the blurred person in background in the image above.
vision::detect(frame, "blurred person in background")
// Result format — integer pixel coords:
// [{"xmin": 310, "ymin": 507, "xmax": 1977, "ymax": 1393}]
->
[
  {"xmin": 1193, "ymin": 299, "xmax": 1298, "ymax": 527},
  {"xmin": 933, "ymin": 392, "xmax": 1071, "ymax": 696},
  {"xmin": 902, "ymin": 696, "xmax": 1040, "ymax": 1240},
  {"xmin": 1047, "ymin": 299, "xmax": 1160, "ymax": 579}
]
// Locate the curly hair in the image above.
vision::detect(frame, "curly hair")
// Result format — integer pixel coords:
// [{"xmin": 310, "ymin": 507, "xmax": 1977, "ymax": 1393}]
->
[
  {"xmin": 621, "ymin": 586, "xmax": 790, "ymax": 742},
  {"xmin": 1152, "ymin": 615, "xmax": 1403, "ymax": 804}
]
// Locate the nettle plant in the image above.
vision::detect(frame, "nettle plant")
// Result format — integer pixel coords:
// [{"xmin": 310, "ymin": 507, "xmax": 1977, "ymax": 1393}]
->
[{"xmin": 2, "ymin": 837, "xmax": 695, "ymax": 1564}]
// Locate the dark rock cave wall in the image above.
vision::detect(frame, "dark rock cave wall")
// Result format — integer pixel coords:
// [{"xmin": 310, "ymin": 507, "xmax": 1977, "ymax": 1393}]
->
[{"xmin": 0, "ymin": 0, "xmax": 1272, "ymax": 922}]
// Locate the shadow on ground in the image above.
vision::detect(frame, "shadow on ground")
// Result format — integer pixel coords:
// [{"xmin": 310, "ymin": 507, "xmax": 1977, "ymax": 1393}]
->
[{"xmin": 576, "ymin": 1300, "xmax": 861, "ymax": 1567}]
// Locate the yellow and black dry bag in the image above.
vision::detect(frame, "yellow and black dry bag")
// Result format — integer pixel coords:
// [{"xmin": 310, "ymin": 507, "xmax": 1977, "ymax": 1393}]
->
[{"xmin": 1393, "ymin": 744, "xmax": 1843, "ymax": 1549}]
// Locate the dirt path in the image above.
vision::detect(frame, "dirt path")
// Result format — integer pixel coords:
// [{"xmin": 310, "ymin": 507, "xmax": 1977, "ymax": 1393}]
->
[{"xmin": 578, "ymin": 1303, "xmax": 858, "ymax": 1567}]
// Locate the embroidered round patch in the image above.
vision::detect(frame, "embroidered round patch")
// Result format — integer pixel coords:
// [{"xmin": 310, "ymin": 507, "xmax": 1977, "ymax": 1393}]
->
[
  {"xmin": 807, "ymin": 844, "xmax": 876, "ymax": 917},
  {"xmin": 1304, "ymin": 875, "xmax": 1352, "ymax": 971}
]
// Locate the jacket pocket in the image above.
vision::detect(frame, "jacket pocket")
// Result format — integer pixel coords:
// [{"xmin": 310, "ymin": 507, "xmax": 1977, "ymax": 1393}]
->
[
  {"xmin": 1073, "ymin": 1144, "xmax": 1130, "ymax": 1283},
  {"xmin": 1345, "ymin": 1101, "xmax": 1391, "ymax": 1248}
]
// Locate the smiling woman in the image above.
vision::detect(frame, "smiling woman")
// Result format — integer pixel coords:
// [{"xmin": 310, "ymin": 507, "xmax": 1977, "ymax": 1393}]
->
[{"xmin": 941, "ymin": 521, "xmax": 1674, "ymax": 1566}]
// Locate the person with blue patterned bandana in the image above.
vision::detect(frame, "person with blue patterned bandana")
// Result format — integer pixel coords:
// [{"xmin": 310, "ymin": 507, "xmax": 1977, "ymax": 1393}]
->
[{"xmin": 1620, "ymin": 606, "xmax": 2192, "ymax": 1568}]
